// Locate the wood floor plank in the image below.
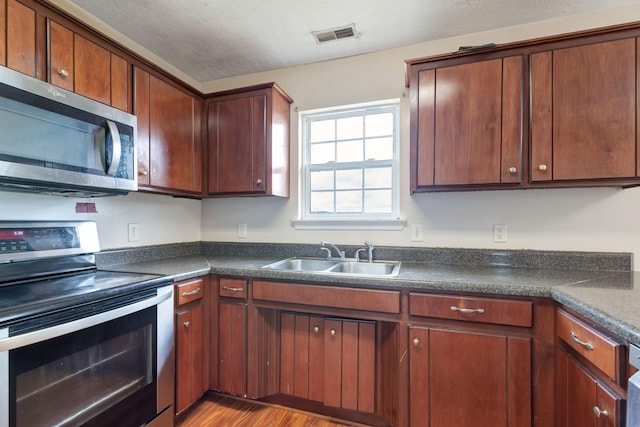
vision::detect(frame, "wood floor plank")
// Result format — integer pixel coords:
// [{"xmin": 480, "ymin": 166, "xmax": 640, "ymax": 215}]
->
[{"xmin": 177, "ymin": 393, "xmax": 360, "ymax": 426}]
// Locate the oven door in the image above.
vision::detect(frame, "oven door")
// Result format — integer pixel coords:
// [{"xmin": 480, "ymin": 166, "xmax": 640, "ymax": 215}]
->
[{"xmin": 0, "ymin": 285, "xmax": 174, "ymax": 427}]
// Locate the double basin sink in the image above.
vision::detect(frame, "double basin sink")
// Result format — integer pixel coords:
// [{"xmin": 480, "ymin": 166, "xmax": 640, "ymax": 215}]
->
[{"xmin": 262, "ymin": 257, "xmax": 401, "ymax": 277}]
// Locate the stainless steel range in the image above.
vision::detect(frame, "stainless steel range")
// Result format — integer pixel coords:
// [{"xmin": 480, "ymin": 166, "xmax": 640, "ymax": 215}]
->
[{"xmin": 0, "ymin": 221, "xmax": 174, "ymax": 427}]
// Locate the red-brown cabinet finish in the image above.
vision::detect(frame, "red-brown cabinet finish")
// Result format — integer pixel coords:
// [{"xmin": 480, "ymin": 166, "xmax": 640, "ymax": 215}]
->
[
  {"xmin": 530, "ymin": 38, "xmax": 636, "ymax": 182},
  {"xmin": 409, "ymin": 326, "xmax": 531, "ymax": 427},
  {"xmin": 0, "ymin": 0, "xmax": 6, "ymax": 67},
  {"xmin": 207, "ymin": 83, "xmax": 292, "ymax": 197},
  {"xmin": 556, "ymin": 348, "xmax": 622, "ymax": 427},
  {"xmin": 6, "ymin": 0, "xmax": 37, "ymax": 77},
  {"xmin": 175, "ymin": 277, "xmax": 206, "ymax": 415},
  {"xmin": 218, "ymin": 301, "xmax": 247, "ymax": 396},
  {"xmin": 134, "ymin": 67, "xmax": 203, "ymax": 195},
  {"xmin": 410, "ymin": 56, "xmax": 523, "ymax": 190}
]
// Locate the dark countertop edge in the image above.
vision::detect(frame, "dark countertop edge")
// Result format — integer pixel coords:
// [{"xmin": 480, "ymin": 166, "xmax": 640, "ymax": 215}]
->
[{"xmin": 101, "ymin": 254, "xmax": 640, "ymax": 347}]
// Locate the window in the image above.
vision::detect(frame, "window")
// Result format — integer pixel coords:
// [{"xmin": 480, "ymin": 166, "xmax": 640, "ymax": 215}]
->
[{"xmin": 294, "ymin": 100, "xmax": 403, "ymax": 230}]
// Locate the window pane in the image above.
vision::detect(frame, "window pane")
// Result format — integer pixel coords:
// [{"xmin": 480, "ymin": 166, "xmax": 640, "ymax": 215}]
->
[
  {"xmin": 310, "ymin": 142, "xmax": 335, "ymax": 164},
  {"xmin": 336, "ymin": 190, "xmax": 362, "ymax": 213},
  {"xmin": 336, "ymin": 140, "xmax": 363, "ymax": 162},
  {"xmin": 310, "ymin": 120, "xmax": 335, "ymax": 143},
  {"xmin": 364, "ymin": 190, "xmax": 392, "ymax": 213},
  {"xmin": 365, "ymin": 137, "xmax": 393, "ymax": 160},
  {"xmin": 336, "ymin": 169, "xmax": 362, "ymax": 190},
  {"xmin": 336, "ymin": 116, "xmax": 363, "ymax": 140},
  {"xmin": 310, "ymin": 191, "xmax": 334, "ymax": 213},
  {"xmin": 365, "ymin": 112, "xmax": 393, "ymax": 137},
  {"xmin": 365, "ymin": 167, "xmax": 392, "ymax": 189},
  {"xmin": 310, "ymin": 170, "xmax": 334, "ymax": 191}
]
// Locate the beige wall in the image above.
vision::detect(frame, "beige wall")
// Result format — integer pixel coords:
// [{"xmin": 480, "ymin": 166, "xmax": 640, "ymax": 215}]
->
[
  {"xmin": 200, "ymin": 4, "xmax": 640, "ymax": 266},
  {"xmin": 2, "ymin": 4, "xmax": 640, "ymax": 264}
]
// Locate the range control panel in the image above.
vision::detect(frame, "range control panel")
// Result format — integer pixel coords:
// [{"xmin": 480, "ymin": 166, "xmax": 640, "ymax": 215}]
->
[
  {"xmin": 0, "ymin": 221, "xmax": 99, "ymax": 262},
  {"xmin": 0, "ymin": 227, "xmax": 80, "ymax": 254}
]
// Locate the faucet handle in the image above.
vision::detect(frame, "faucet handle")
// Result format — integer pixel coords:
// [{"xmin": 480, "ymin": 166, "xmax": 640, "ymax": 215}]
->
[{"xmin": 320, "ymin": 247, "xmax": 332, "ymax": 259}]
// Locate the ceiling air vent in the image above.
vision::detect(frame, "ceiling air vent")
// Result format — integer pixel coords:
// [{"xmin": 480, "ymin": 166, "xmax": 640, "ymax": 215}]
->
[{"xmin": 312, "ymin": 24, "xmax": 359, "ymax": 44}]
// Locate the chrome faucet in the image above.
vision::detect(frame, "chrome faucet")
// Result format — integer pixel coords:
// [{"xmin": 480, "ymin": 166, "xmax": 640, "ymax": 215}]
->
[
  {"xmin": 355, "ymin": 241, "xmax": 374, "ymax": 263},
  {"xmin": 320, "ymin": 241, "xmax": 345, "ymax": 260}
]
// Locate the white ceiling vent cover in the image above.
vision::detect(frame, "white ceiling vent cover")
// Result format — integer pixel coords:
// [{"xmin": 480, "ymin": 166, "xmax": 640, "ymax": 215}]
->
[{"xmin": 312, "ymin": 24, "xmax": 359, "ymax": 44}]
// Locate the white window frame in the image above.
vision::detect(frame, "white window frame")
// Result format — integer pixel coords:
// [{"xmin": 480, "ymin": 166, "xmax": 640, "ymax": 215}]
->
[{"xmin": 293, "ymin": 99, "xmax": 405, "ymax": 230}]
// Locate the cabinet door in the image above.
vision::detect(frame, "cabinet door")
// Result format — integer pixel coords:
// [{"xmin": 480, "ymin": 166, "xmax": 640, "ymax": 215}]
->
[
  {"xmin": 0, "ymin": 0, "xmax": 5, "ymax": 67},
  {"xmin": 74, "ymin": 34, "xmax": 111, "ymax": 105},
  {"xmin": 530, "ymin": 39, "xmax": 636, "ymax": 181},
  {"xmin": 280, "ymin": 313, "xmax": 324, "ymax": 400},
  {"xmin": 324, "ymin": 319, "xmax": 375, "ymax": 413},
  {"xmin": 134, "ymin": 67, "xmax": 151, "ymax": 186},
  {"xmin": 409, "ymin": 326, "xmax": 531, "ymax": 427},
  {"xmin": 208, "ymin": 94, "xmax": 266, "ymax": 194},
  {"xmin": 218, "ymin": 301, "xmax": 247, "ymax": 396},
  {"xmin": 556, "ymin": 349, "xmax": 622, "ymax": 427},
  {"xmin": 48, "ymin": 20, "xmax": 73, "ymax": 90},
  {"xmin": 414, "ymin": 56, "xmax": 522, "ymax": 188},
  {"xmin": 6, "ymin": 0, "xmax": 37, "ymax": 77},
  {"xmin": 149, "ymin": 75, "xmax": 201, "ymax": 192},
  {"xmin": 175, "ymin": 304, "xmax": 204, "ymax": 414}
]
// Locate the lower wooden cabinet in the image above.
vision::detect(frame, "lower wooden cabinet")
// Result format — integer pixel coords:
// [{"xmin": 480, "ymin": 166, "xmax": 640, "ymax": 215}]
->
[
  {"xmin": 279, "ymin": 312, "xmax": 375, "ymax": 413},
  {"xmin": 218, "ymin": 301, "xmax": 247, "ymax": 396},
  {"xmin": 175, "ymin": 277, "xmax": 206, "ymax": 414},
  {"xmin": 408, "ymin": 326, "xmax": 531, "ymax": 427}
]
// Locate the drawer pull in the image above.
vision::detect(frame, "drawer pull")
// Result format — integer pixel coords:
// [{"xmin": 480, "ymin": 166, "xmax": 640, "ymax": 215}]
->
[
  {"xmin": 570, "ymin": 331, "xmax": 594, "ymax": 350},
  {"xmin": 183, "ymin": 321, "xmax": 191, "ymax": 328},
  {"xmin": 450, "ymin": 306, "xmax": 485, "ymax": 314},
  {"xmin": 181, "ymin": 287, "xmax": 202, "ymax": 297},
  {"xmin": 330, "ymin": 329, "xmax": 336, "ymax": 336},
  {"xmin": 593, "ymin": 406, "xmax": 608, "ymax": 418},
  {"xmin": 413, "ymin": 338, "xmax": 420, "ymax": 347},
  {"xmin": 222, "ymin": 286, "xmax": 244, "ymax": 293},
  {"xmin": 313, "ymin": 326, "xmax": 320, "ymax": 334}
]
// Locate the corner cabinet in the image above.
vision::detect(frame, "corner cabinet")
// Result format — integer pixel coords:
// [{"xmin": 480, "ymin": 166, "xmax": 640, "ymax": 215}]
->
[
  {"xmin": 206, "ymin": 83, "xmax": 292, "ymax": 197},
  {"xmin": 409, "ymin": 55, "xmax": 523, "ymax": 191},
  {"xmin": 134, "ymin": 67, "xmax": 203, "ymax": 196}
]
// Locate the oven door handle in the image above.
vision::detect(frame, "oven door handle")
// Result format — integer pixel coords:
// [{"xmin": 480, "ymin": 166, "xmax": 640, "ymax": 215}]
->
[{"xmin": 0, "ymin": 286, "xmax": 172, "ymax": 352}]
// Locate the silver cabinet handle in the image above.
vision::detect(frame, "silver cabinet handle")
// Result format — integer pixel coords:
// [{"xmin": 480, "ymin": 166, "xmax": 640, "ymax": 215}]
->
[
  {"xmin": 183, "ymin": 321, "xmax": 191, "ymax": 328},
  {"xmin": 255, "ymin": 179, "xmax": 263, "ymax": 186},
  {"xmin": 222, "ymin": 286, "xmax": 244, "ymax": 293},
  {"xmin": 593, "ymin": 406, "xmax": 608, "ymax": 418},
  {"xmin": 508, "ymin": 167, "xmax": 517, "ymax": 174},
  {"xmin": 330, "ymin": 329, "xmax": 336, "ymax": 336},
  {"xmin": 139, "ymin": 169, "xmax": 149, "ymax": 176},
  {"xmin": 570, "ymin": 331, "xmax": 594, "ymax": 350},
  {"xmin": 181, "ymin": 287, "xmax": 202, "ymax": 297},
  {"xmin": 413, "ymin": 338, "xmax": 420, "ymax": 347},
  {"xmin": 313, "ymin": 326, "xmax": 320, "ymax": 334},
  {"xmin": 450, "ymin": 306, "xmax": 485, "ymax": 314},
  {"xmin": 538, "ymin": 164, "xmax": 548, "ymax": 171}
]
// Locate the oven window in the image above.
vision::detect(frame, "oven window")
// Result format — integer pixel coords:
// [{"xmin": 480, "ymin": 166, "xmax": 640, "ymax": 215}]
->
[{"xmin": 10, "ymin": 306, "xmax": 157, "ymax": 427}]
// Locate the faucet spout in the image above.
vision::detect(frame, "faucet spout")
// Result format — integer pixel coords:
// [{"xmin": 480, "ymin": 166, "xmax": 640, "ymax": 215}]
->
[{"xmin": 320, "ymin": 241, "xmax": 345, "ymax": 260}]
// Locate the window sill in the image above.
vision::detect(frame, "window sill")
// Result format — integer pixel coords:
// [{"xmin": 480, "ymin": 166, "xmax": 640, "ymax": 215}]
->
[{"xmin": 291, "ymin": 219, "xmax": 407, "ymax": 230}]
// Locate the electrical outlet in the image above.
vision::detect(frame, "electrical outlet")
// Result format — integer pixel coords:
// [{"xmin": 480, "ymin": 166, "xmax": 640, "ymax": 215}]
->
[
  {"xmin": 128, "ymin": 223, "xmax": 139, "ymax": 242},
  {"xmin": 411, "ymin": 223, "xmax": 424, "ymax": 242},
  {"xmin": 237, "ymin": 223, "xmax": 247, "ymax": 239},
  {"xmin": 493, "ymin": 224, "xmax": 507, "ymax": 243}
]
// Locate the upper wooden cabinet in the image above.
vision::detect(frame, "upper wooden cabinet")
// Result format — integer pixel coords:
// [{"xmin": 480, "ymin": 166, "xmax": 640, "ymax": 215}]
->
[
  {"xmin": 4, "ymin": 0, "xmax": 42, "ymax": 78},
  {"xmin": 134, "ymin": 67, "xmax": 203, "ymax": 195},
  {"xmin": 206, "ymin": 83, "xmax": 292, "ymax": 197},
  {"xmin": 408, "ymin": 27, "xmax": 640, "ymax": 192},
  {"xmin": 530, "ymin": 38, "xmax": 637, "ymax": 182},
  {"xmin": 48, "ymin": 19, "xmax": 129, "ymax": 110},
  {"xmin": 410, "ymin": 56, "xmax": 523, "ymax": 190}
]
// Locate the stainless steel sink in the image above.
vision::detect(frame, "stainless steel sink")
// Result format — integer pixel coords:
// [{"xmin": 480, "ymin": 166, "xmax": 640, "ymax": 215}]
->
[
  {"xmin": 262, "ymin": 257, "xmax": 401, "ymax": 277},
  {"xmin": 327, "ymin": 261, "xmax": 401, "ymax": 276},
  {"xmin": 262, "ymin": 258, "xmax": 338, "ymax": 272}
]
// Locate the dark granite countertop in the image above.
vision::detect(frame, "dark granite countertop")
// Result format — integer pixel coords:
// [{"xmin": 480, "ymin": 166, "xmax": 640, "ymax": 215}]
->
[{"xmin": 99, "ymin": 249, "xmax": 640, "ymax": 348}]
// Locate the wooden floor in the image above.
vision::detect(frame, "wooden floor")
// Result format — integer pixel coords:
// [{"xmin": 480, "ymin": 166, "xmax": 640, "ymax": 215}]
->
[{"xmin": 176, "ymin": 393, "xmax": 361, "ymax": 427}]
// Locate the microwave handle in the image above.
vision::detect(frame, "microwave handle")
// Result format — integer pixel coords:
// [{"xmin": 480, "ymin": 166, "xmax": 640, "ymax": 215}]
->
[{"xmin": 105, "ymin": 120, "xmax": 122, "ymax": 176}]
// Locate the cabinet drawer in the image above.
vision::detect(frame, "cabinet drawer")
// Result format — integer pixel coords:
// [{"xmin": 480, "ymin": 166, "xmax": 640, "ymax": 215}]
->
[
  {"xmin": 556, "ymin": 309, "xmax": 622, "ymax": 380},
  {"xmin": 219, "ymin": 278, "xmax": 248, "ymax": 299},
  {"xmin": 176, "ymin": 278, "xmax": 204, "ymax": 306},
  {"xmin": 253, "ymin": 281, "xmax": 400, "ymax": 314},
  {"xmin": 409, "ymin": 293, "xmax": 532, "ymax": 327}
]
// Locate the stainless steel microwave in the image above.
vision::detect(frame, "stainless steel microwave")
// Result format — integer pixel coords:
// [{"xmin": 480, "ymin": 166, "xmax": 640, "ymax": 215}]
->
[{"xmin": 0, "ymin": 66, "xmax": 137, "ymax": 197}]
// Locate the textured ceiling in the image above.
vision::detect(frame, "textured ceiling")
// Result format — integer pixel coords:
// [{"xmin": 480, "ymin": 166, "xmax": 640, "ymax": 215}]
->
[{"xmin": 67, "ymin": 0, "xmax": 640, "ymax": 83}]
